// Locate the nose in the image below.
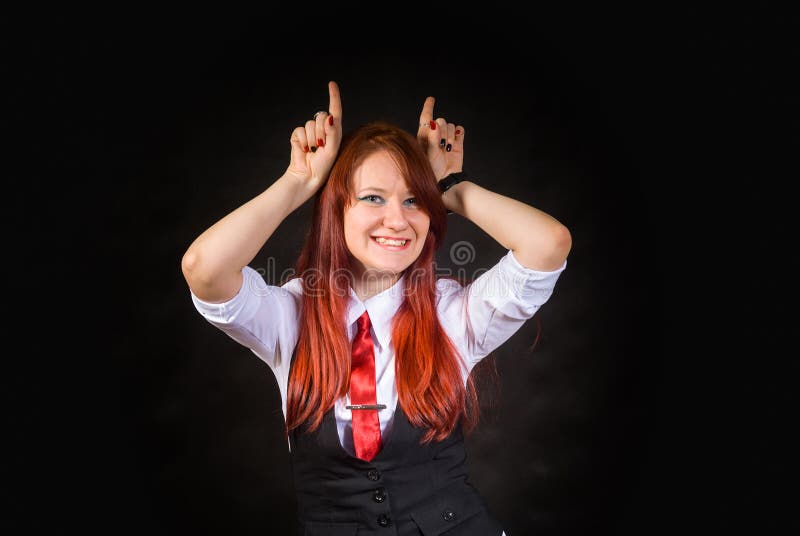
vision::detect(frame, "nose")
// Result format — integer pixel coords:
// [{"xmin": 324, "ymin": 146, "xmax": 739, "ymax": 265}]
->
[{"xmin": 382, "ymin": 198, "xmax": 409, "ymax": 231}]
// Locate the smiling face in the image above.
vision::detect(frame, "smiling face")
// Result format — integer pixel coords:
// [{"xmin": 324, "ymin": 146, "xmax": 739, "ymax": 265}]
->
[{"xmin": 343, "ymin": 150, "xmax": 431, "ymax": 287}]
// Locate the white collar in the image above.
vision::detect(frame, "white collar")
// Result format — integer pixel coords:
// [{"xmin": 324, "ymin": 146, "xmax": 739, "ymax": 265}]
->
[{"xmin": 346, "ymin": 274, "xmax": 406, "ymax": 351}]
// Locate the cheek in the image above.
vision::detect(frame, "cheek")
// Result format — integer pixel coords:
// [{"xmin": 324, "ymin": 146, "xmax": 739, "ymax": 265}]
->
[
  {"xmin": 342, "ymin": 211, "xmax": 356, "ymax": 250},
  {"xmin": 343, "ymin": 207, "xmax": 360, "ymax": 232},
  {"xmin": 412, "ymin": 213, "xmax": 431, "ymax": 239},
  {"xmin": 343, "ymin": 207, "xmax": 374, "ymax": 245}
]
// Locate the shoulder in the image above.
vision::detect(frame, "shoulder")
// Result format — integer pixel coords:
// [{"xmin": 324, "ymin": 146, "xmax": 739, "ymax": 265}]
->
[
  {"xmin": 280, "ymin": 277, "xmax": 304, "ymax": 296},
  {"xmin": 236, "ymin": 269, "xmax": 305, "ymax": 301},
  {"xmin": 434, "ymin": 277, "xmax": 466, "ymax": 311},
  {"xmin": 435, "ymin": 276, "xmax": 464, "ymax": 294}
]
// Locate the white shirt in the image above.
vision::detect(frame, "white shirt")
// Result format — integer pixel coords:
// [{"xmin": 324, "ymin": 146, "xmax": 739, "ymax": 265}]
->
[{"xmin": 191, "ymin": 250, "xmax": 566, "ymax": 456}]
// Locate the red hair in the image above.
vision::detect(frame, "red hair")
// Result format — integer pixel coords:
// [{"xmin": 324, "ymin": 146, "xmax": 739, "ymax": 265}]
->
[{"xmin": 286, "ymin": 122, "xmax": 479, "ymax": 442}]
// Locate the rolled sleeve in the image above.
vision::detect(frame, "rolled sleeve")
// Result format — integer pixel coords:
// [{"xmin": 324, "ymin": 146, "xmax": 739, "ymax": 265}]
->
[
  {"xmin": 494, "ymin": 249, "xmax": 566, "ymax": 306},
  {"xmin": 438, "ymin": 250, "xmax": 566, "ymax": 371},
  {"xmin": 190, "ymin": 266, "xmax": 301, "ymax": 372}
]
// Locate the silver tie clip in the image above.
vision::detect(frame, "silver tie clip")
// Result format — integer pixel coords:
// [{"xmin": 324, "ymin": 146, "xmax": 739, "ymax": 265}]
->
[{"xmin": 346, "ymin": 404, "xmax": 387, "ymax": 410}]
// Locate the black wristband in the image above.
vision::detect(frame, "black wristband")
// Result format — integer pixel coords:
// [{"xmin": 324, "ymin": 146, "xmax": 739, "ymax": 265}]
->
[{"xmin": 437, "ymin": 171, "xmax": 468, "ymax": 193}]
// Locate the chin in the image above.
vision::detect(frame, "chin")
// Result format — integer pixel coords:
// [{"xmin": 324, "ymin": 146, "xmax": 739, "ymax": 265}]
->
[
  {"xmin": 368, "ymin": 266, "xmax": 405, "ymax": 277},
  {"xmin": 362, "ymin": 261, "xmax": 410, "ymax": 277}
]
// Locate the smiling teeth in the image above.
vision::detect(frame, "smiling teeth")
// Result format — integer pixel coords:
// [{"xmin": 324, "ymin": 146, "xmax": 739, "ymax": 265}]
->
[{"xmin": 375, "ymin": 237, "xmax": 407, "ymax": 246}]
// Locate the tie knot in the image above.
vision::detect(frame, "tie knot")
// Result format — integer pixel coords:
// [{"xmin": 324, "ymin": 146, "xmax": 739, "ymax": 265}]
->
[{"xmin": 357, "ymin": 311, "xmax": 371, "ymax": 334}]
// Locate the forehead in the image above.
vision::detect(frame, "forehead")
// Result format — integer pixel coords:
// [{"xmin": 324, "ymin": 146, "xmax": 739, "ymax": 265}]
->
[{"xmin": 351, "ymin": 151, "xmax": 409, "ymax": 192}]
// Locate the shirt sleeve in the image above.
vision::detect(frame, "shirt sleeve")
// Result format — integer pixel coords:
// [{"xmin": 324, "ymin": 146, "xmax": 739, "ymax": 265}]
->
[
  {"xmin": 437, "ymin": 250, "xmax": 566, "ymax": 372},
  {"xmin": 190, "ymin": 266, "xmax": 302, "ymax": 377}
]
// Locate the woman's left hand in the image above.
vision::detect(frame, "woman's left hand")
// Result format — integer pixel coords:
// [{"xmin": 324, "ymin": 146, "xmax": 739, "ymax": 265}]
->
[{"xmin": 416, "ymin": 96, "xmax": 464, "ymax": 182}]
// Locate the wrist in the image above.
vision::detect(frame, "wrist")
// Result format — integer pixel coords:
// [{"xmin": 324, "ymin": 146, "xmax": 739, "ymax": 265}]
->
[
  {"xmin": 280, "ymin": 171, "xmax": 322, "ymax": 210},
  {"xmin": 437, "ymin": 171, "xmax": 467, "ymax": 193},
  {"xmin": 442, "ymin": 180, "xmax": 471, "ymax": 215},
  {"xmin": 438, "ymin": 172, "xmax": 468, "ymax": 214}
]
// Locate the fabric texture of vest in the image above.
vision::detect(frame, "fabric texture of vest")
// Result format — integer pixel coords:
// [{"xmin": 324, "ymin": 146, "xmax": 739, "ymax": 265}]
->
[{"xmin": 289, "ymin": 401, "xmax": 503, "ymax": 535}]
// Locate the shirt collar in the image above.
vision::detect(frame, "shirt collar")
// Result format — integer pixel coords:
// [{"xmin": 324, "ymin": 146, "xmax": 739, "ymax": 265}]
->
[{"xmin": 346, "ymin": 274, "xmax": 406, "ymax": 352}]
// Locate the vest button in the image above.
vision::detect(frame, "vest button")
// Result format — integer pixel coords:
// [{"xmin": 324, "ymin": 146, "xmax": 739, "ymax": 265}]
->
[
  {"xmin": 373, "ymin": 488, "xmax": 386, "ymax": 503},
  {"xmin": 442, "ymin": 509, "xmax": 456, "ymax": 521},
  {"xmin": 367, "ymin": 469, "xmax": 381, "ymax": 481},
  {"xmin": 377, "ymin": 514, "xmax": 391, "ymax": 527}
]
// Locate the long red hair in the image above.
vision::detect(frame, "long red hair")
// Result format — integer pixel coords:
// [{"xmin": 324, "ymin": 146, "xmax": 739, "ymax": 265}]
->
[{"xmin": 286, "ymin": 122, "xmax": 478, "ymax": 442}]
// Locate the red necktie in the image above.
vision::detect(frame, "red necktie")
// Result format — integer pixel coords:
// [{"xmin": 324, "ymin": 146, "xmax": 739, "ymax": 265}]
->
[{"xmin": 350, "ymin": 311, "xmax": 382, "ymax": 461}]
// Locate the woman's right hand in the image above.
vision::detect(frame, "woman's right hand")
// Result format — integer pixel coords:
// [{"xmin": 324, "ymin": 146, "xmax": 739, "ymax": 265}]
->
[{"xmin": 286, "ymin": 81, "xmax": 343, "ymax": 193}]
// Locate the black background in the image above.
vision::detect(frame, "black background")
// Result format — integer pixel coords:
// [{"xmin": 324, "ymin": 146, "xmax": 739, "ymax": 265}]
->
[{"xmin": 7, "ymin": 8, "xmax": 798, "ymax": 535}]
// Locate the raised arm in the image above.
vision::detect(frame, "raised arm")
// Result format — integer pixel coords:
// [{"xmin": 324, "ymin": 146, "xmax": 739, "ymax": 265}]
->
[
  {"xmin": 417, "ymin": 97, "xmax": 571, "ymax": 271},
  {"xmin": 181, "ymin": 81, "xmax": 343, "ymax": 302}
]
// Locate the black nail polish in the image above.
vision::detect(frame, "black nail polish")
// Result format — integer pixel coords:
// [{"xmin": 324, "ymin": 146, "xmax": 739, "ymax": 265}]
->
[
  {"xmin": 446, "ymin": 143, "xmax": 452, "ymax": 152},
  {"xmin": 310, "ymin": 146, "xmax": 317, "ymax": 153},
  {"xmin": 439, "ymin": 138, "xmax": 446, "ymax": 147}
]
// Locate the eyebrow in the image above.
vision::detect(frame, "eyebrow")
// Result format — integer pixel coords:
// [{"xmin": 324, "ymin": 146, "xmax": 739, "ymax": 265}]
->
[{"xmin": 358, "ymin": 186, "xmax": 414, "ymax": 196}]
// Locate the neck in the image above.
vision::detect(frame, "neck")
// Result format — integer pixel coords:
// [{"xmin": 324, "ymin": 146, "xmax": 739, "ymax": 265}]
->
[{"xmin": 352, "ymin": 270, "xmax": 401, "ymax": 301}]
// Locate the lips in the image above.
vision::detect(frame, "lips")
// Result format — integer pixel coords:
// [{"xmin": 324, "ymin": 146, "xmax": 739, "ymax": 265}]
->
[{"xmin": 372, "ymin": 236, "xmax": 411, "ymax": 249}]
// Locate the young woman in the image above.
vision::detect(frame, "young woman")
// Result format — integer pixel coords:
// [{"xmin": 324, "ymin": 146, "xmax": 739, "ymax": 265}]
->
[{"xmin": 182, "ymin": 81, "xmax": 571, "ymax": 535}]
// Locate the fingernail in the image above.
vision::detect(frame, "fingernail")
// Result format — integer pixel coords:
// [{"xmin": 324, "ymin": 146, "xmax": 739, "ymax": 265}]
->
[
  {"xmin": 303, "ymin": 146, "xmax": 309, "ymax": 153},
  {"xmin": 317, "ymin": 138, "xmax": 325, "ymax": 148},
  {"xmin": 429, "ymin": 120, "xmax": 437, "ymax": 130},
  {"xmin": 439, "ymin": 138, "xmax": 446, "ymax": 147},
  {"xmin": 328, "ymin": 115, "xmax": 334, "ymax": 126},
  {"xmin": 455, "ymin": 129, "xmax": 461, "ymax": 135},
  {"xmin": 310, "ymin": 146, "xmax": 317, "ymax": 153},
  {"xmin": 446, "ymin": 143, "xmax": 452, "ymax": 152}
]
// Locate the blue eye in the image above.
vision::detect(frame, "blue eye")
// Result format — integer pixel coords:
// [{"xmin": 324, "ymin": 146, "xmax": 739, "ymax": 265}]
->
[
  {"xmin": 357, "ymin": 195, "xmax": 384, "ymax": 204},
  {"xmin": 355, "ymin": 195, "xmax": 418, "ymax": 207}
]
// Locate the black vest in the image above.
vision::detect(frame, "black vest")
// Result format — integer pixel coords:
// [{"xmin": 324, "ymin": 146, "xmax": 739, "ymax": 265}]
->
[{"xmin": 289, "ymin": 402, "xmax": 503, "ymax": 535}]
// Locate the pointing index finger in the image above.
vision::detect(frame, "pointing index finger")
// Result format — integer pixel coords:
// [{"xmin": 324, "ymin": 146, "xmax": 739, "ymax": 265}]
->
[
  {"xmin": 328, "ymin": 81, "xmax": 342, "ymax": 119},
  {"xmin": 419, "ymin": 96, "xmax": 435, "ymax": 124}
]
